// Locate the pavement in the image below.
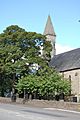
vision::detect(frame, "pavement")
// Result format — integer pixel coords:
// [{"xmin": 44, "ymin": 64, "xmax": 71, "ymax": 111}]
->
[{"xmin": 0, "ymin": 103, "xmax": 80, "ymax": 120}]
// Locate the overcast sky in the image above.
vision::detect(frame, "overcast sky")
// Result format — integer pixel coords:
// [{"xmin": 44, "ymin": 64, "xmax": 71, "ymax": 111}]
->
[{"xmin": 0, "ymin": 0, "xmax": 80, "ymax": 54}]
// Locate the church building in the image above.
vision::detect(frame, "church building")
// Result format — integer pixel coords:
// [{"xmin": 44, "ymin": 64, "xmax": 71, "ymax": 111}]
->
[{"xmin": 44, "ymin": 15, "xmax": 80, "ymax": 100}]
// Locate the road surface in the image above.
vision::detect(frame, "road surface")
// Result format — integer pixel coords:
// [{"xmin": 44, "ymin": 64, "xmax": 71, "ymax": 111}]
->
[{"xmin": 0, "ymin": 103, "xmax": 80, "ymax": 120}]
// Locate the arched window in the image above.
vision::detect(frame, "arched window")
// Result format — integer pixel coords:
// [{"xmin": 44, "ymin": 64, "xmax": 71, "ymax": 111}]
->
[
  {"xmin": 69, "ymin": 75, "xmax": 71, "ymax": 95},
  {"xmin": 69, "ymin": 75, "xmax": 71, "ymax": 81}
]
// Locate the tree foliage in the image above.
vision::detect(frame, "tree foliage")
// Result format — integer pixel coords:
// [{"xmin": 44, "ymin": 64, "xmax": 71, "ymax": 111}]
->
[
  {"xmin": 0, "ymin": 25, "xmax": 51, "ymax": 96},
  {"xmin": 16, "ymin": 66, "xmax": 71, "ymax": 97},
  {"xmin": 0, "ymin": 25, "xmax": 70, "ymax": 98}
]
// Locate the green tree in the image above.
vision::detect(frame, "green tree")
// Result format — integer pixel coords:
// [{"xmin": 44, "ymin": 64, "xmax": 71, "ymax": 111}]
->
[
  {"xmin": 0, "ymin": 25, "xmax": 70, "ymax": 98},
  {"xmin": 16, "ymin": 66, "xmax": 71, "ymax": 99},
  {"xmin": 0, "ymin": 25, "xmax": 51, "ymax": 96}
]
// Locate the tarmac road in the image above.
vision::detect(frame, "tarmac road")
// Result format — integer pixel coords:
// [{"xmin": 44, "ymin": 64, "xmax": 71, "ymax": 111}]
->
[{"xmin": 0, "ymin": 103, "xmax": 80, "ymax": 120}]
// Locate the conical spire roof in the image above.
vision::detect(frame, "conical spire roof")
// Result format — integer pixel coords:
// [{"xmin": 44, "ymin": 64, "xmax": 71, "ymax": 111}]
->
[{"xmin": 43, "ymin": 15, "xmax": 56, "ymax": 36}]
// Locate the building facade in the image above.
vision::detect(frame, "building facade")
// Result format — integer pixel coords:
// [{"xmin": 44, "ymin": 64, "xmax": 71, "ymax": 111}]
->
[{"xmin": 44, "ymin": 16, "xmax": 80, "ymax": 99}]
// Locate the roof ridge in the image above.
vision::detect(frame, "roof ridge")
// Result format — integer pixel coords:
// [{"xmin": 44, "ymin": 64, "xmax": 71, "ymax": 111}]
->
[
  {"xmin": 56, "ymin": 48, "xmax": 80, "ymax": 56},
  {"xmin": 50, "ymin": 48, "xmax": 80, "ymax": 72}
]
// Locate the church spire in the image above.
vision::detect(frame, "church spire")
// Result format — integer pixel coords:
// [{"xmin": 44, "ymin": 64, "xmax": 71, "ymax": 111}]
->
[
  {"xmin": 43, "ymin": 15, "xmax": 56, "ymax": 58},
  {"xmin": 43, "ymin": 15, "xmax": 56, "ymax": 36}
]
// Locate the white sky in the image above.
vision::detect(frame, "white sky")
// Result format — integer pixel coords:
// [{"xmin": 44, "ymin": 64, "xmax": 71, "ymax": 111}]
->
[{"xmin": 56, "ymin": 44, "xmax": 74, "ymax": 54}]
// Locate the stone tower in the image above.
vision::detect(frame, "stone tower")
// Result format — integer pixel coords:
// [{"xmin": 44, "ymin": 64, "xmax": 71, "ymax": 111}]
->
[{"xmin": 43, "ymin": 15, "xmax": 56, "ymax": 58}]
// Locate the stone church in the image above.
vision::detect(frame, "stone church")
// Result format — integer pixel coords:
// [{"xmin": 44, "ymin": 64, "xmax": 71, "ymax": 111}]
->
[{"xmin": 43, "ymin": 15, "xmax": 80, "ymax": 100}]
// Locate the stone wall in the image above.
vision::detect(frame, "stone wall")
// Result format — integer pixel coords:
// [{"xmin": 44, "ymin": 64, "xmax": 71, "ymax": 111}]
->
[
  {"xmin": 0, "ymin": 97, "xmax": 80, "ymax": 111},
  {"xmin": 0, "ymin": 97, "xmax": 11, "ymax": 103}
]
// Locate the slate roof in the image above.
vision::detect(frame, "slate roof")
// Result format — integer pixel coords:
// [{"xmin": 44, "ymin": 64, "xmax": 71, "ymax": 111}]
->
[
  {"xmin": 43, "ymin": 15, "xmax": 56, "ymax": 36},
  {"xmin": 49, "ymin": 48, "xmax": 80, "ymax": 72}
]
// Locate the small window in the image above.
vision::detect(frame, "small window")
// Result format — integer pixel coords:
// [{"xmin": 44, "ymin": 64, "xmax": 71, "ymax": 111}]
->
[
  {"xmin": 62, "ymin": 73, "xmax": 64, "ymax": 77},
  {"xmin": 69, "ymin": 75, "xmax": 71, "ymax": 80},
  {"xmin": 75, "ymin": 72, "xmax": 78, "ymax": 76}
]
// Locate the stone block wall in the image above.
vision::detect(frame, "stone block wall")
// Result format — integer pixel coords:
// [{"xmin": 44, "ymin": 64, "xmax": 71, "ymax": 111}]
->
[{"xmin": 0, "ymin": 97, "xmax": 80, "ymax": 111}]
